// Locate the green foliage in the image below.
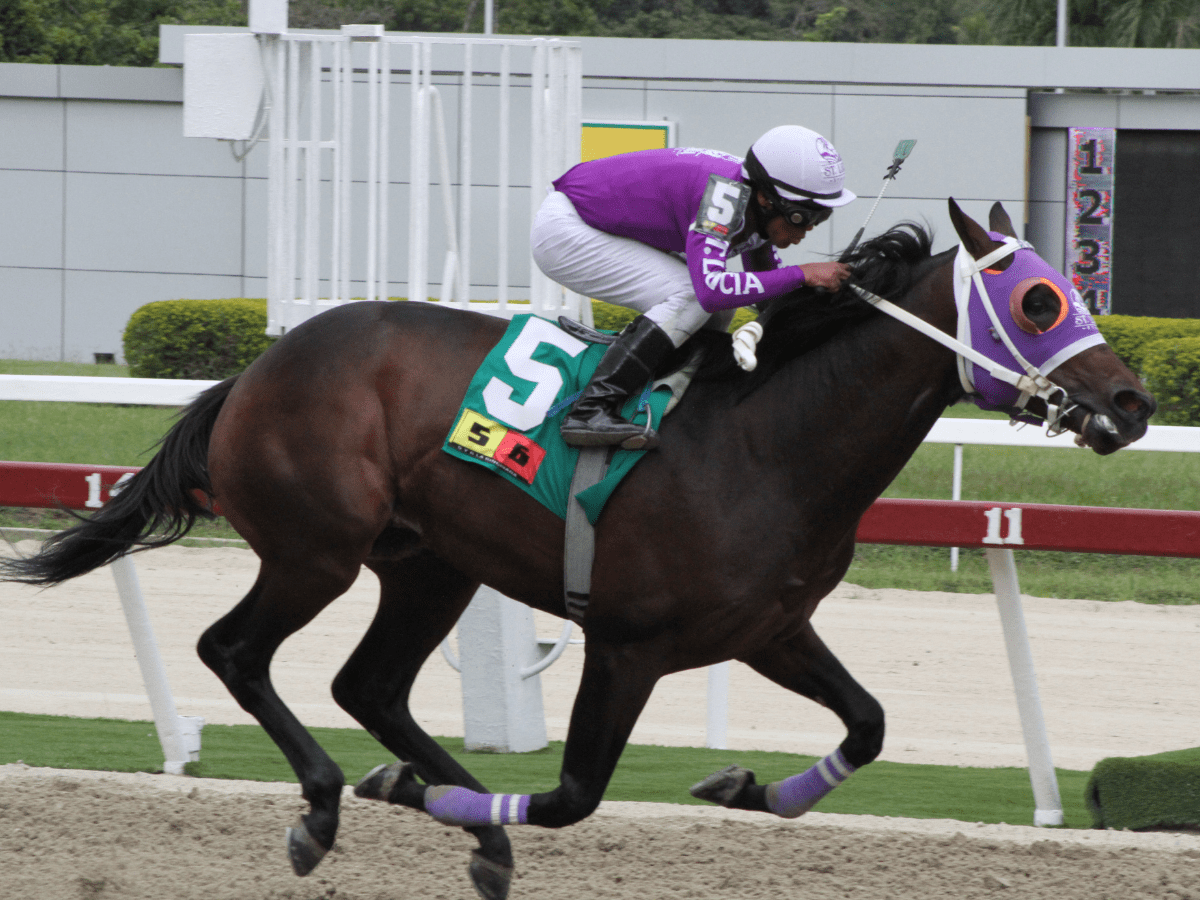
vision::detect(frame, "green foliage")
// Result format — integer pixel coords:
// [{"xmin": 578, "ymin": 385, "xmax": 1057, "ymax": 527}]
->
[
  {"xmin": 1142, "ymin": 336, "xmax": 1200, "ymax": 425},
  {"xmin": 1095, "ymin": 314, "xmax": 1200, "ymax": 374},
  {"xmin": 123, "ymin": 297, "xmax": 275, "ymax": 380},
  {"xmin": 0, "ymin": 0, "xmax": 245, "ymax": 66},
  {"xmin": 1086, "ymin": 748, "xmax": 1200, "ymax": 829},
  {"xmin": 983, "ymin": 0, "xmax": 1200, "ymax": 47}
]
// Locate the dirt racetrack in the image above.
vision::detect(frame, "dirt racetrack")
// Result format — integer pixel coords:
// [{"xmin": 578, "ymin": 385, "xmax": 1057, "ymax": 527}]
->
[
  {"xmin": 2, "ymin": 765, "xmax": 1199, "ymax": 900},
  {"xmin": 2, "ymin": 543, "xmax": 1200, "ymax": 898}
]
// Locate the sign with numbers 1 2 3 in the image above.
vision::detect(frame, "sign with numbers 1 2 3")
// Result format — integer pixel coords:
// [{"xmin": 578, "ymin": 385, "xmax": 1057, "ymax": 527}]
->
[{"xmin": 1065, "ymin": 127, "xmax": 1116, "ymax": 315}]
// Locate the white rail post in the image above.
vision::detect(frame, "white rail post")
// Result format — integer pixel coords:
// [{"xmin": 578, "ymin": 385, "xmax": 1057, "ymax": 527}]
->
[
  {"xmin": 456, "ymin": 587, "xmax": 548, "ymax": 753},
  {"xmin": 950, "ymin": 442, "xmax": 963, "ymax": 571},
  {"xmin": 109, "ymin": 554, "xmax": 203, "ymax": 775},
  {"xmin": 706, "ymin": 662, "xmax": 730, "ymax": 749},
  {"xmin": 986, "ymin": 547, "xmax": 1064, "ymax": 826}
]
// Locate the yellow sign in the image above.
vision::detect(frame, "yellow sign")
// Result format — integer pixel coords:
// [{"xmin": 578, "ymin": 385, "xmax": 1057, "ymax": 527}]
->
[
  {"xmin": 449, "ymin": 409, "xmax": 506, "ymax": 458},
  {"xmin": 581, "ymin": 121, "xmax": 674, "ymax": 162}
]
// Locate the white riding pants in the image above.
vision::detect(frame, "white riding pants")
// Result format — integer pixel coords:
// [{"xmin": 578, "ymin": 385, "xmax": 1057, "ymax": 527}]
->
[{"xmin": 531, "ymin": 190, "xmax": 732, "ymax": 347}]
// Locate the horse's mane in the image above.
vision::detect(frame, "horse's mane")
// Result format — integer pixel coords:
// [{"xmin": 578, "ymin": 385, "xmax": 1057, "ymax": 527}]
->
[{"xmin": 686, "ymin": 222, "xmax": 938, "ymax": 394}]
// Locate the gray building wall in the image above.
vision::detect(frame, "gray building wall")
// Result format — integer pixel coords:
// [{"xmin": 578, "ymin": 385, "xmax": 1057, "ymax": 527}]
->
[{"xmin": 3, "ymin": 33, "xmax": 1198, "ymax": 362}]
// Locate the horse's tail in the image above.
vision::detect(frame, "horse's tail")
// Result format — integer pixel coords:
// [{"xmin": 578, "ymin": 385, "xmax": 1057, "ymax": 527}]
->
[{"xmin": 1, "ymin": 376, "xmax": 238, "ymax": 586}]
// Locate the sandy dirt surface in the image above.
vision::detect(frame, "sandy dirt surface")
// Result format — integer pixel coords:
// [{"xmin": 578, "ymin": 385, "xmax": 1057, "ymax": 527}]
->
[{"xmin": 2, "ymin": 542, "xmax": 1200, "ymax": 899}]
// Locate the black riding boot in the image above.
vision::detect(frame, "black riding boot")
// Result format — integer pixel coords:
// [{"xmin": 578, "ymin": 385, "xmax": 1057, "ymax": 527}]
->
[{"xmin": 560, "ymin": 315, "xmax": 675, "ymax": 450}]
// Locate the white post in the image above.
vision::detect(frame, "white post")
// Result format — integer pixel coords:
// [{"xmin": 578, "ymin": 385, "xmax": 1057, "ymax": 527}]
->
[
  {"xmin": 457, "ymin": 587, "xmax": 548, "ymax": 753},
  {"xmin": 986, "ymin": 547, "xmax": 1064, "ymax": 826},
  {"xmin": 109, "ymin": 554, "xmax": 202, "ymax": 775},
  {"xmin": 950, "ymin": 442, "xmax": 963, "ymax": 571},
  {"xmin": 706, "ymin": 662, "xmax": 730, "ymax": 750}
]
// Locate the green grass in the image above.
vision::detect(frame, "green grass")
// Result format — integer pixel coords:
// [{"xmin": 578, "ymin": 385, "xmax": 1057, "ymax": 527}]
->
[
  {"xmin": 1, "ymin": 360, "xmax": 1198, "ymax": 600},
  {"xmin": 0, "ymin": 711, "xmax": 1095, "ymax": 828}
]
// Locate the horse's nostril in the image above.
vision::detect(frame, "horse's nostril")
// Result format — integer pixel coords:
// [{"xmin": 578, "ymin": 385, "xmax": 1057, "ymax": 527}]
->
[{"xmin": 1115, "ymin": 390, "xmax": 1154, "ymax": 419}]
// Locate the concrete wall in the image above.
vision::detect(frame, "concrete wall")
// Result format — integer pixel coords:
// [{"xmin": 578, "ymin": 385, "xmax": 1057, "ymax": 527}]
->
[{"xmin": 3, "ymin": 33, "xmax": 1199, "ymax": 361}]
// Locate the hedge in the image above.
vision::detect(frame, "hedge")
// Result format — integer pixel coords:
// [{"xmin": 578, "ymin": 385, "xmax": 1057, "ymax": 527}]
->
[
  {"xmin": 1096, "ymin": 314, "xmax": 1200, "ymax": 374},
  {"xmin": 123, "ymin": 298, "xmax": 275, "ymax": 380},
  {"xmin": 1142, "ymin": 336, "xmax": 1200, "ymax": 426},
  {"xmin": 1086, "ymin": 747, "xmax": 1200, "ymax": 830},
  {"xmin": 121, "ymin": 298, "xmax": 759, "ymax": 380}
]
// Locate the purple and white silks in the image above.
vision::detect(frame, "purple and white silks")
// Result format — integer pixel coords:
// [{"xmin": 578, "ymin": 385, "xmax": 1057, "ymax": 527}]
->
[
  {"xmin": 765, "ymin": 748, "xmax": 857, "ymax": 819},
  {"xmin": 552, "ymin": 148, "xmax": 806, "ymax": 313},
  {"xmin": 424, "ymin": 785, "xmax": 531, "ymax": 827},
  {"xmin": 954, "ymin": 232, "xmax": 1106, "ymax": 415}
]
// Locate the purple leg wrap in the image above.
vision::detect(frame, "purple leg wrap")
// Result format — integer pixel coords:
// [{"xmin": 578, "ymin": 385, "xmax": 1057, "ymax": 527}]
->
[
  {"xmin": 765, "ymin": 748, "xmax": 856, "ymax": 819},
  {"xmin": 424, "ymin": 785, "xmax": 531, "ymax": 826}
]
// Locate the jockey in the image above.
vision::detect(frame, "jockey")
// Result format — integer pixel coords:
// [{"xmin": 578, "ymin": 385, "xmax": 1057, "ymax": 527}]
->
[{"xmin": 531, "ymin": 124, "xmax": 856, "ymax": 450}]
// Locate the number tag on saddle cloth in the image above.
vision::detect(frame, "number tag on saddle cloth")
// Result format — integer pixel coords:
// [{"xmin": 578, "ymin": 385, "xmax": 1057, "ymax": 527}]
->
[
  {"xmin": 694, "ymin": 175, "xmax": 751, "ymax": 240},
  {"xmin": 443, "ymin": 315, "xmax": 673, "ymax": 523}
]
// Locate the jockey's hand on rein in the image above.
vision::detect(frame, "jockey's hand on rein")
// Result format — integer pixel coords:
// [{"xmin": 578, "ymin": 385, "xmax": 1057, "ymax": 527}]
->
[{"xmin": 802, "ymin": 261, "xmax": 853, "ymax": 290}]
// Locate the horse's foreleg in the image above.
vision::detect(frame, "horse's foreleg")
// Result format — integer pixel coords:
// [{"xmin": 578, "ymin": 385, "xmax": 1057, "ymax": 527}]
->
[
  {"xmin": 692, "ymin": 622, "xmax": 884, "ymax": 818},
  {"xmin": 372, "ymin": 640, "xmax": 660, "ymax": 830},
  {"xmin": 333, "ymin": 554, "xmax": 516, "ymax": 899},
  {"xmin": 197, "ymin": 561, "xmax": 358, "ymax": 876}
]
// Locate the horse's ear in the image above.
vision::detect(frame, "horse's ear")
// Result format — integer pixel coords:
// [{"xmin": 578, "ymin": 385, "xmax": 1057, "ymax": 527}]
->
[
  {"xmin": 948, "ymin": 197, "xmax": 1004, "ymax": 262},
  {"xmin": 988, "ymin": 202, "xmax": 1017, "ymax": 238}
]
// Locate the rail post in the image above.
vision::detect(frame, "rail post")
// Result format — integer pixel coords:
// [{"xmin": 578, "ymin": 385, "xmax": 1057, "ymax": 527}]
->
[{"xmin": 986, "ymin": 547, "xmax": 1064, "ymax": 826}]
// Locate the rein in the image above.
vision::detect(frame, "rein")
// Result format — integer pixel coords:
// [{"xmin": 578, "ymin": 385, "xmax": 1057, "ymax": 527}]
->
[{"xmin": 848, "ymin": 236, "xmax": 1073, "ymax": 435}]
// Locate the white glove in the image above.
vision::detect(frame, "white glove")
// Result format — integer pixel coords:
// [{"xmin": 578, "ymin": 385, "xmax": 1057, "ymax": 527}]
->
[{"xmin": 731, "ymin": 320, "xmax": 764, "ymax": 372}]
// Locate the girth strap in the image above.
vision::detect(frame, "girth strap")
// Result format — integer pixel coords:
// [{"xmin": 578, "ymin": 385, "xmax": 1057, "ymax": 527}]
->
[{"xmin": 563, "ymin": 446, "xmax": 613, "ymax": 624}]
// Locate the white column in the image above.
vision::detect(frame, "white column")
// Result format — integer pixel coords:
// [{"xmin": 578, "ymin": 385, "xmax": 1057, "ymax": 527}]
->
[
  {"xmin": 986, "ymin": 547, "xmax": 1064, "ymax": 826},
  {"xmin": 457, "ymin": 587, "xmax": 549, "ymax": 753}
]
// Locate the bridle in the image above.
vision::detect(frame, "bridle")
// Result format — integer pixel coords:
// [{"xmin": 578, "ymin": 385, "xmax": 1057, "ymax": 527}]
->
[{"xmin": 848, "ymin": 236, "xmax": 1104, "ymax": 436}]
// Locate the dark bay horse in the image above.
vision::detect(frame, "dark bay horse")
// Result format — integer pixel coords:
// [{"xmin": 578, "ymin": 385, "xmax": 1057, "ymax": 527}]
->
[{"xmin": 3, "ymin": 200, "xmax": 1153, "ymax": 899}]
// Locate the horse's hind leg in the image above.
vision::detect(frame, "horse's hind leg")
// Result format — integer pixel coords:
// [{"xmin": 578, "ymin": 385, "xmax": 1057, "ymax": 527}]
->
[
  {"xmin": 197, "ymin": 558, "xmax": 360, "ymax": 875},
  {"xmin": 692, "ymin": 621, "xmax": 885, "ymax": 818},
  {"xmin": 333, "ymin": 552, "xmax": 515, "ymax": 898}
]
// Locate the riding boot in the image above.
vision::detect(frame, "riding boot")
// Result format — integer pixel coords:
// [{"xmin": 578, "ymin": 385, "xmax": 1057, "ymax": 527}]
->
[{"xmin": 560, "ymin": 315, "xmax": 675, "ymax": 450}]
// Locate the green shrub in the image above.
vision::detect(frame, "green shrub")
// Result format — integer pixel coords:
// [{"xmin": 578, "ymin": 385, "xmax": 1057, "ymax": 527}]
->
[
  {"xmin": 123, "ymin": 298, "xmax": 275, "ymax": 380},
  {"xmin": 1086, "ymin": 748, "xmax": 1200, "ymax": 830},
  {"xmin": 1096, "ymin": 314, "xmax": 1200, "ymax": 374},
  {"xmin": 1142, "ymin": 336, "xmax": 1200, "ymax": 425}
]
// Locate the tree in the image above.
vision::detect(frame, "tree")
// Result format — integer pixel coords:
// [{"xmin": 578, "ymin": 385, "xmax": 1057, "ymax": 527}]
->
[{"xmin": 983, "ymin": 0, "xmax": 1200, "ymax": 47}]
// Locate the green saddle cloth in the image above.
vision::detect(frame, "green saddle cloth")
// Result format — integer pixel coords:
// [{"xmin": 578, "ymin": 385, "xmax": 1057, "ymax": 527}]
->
[{"xmin": 443, "ymin": 314, "xmax": 672, "ymax": 525}]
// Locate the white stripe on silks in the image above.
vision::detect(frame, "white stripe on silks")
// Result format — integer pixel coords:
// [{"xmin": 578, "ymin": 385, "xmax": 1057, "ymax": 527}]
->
[
  {"xmin": 507, "ymin": 796, "xmax": 521, "ymax": 824},
  {"xmin": 815, "ymin": 758, "xmax": 840, "ymax": 788},
  {"xmin": 491, "ymin": 794, "xmax": 504, "ymax": 825},
  {"xmin": 827, "ymin": 752, "xmax": 854, "ymax": 780}
]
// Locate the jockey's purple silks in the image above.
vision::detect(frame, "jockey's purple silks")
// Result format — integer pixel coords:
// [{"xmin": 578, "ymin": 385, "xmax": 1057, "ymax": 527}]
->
[
  {"xmin": 424, "ymin": 785, "xmax": 531, "ymax": 826},
  {"xmin": 956, "ymin": 232, "xmax": 1106, "ymax": 416},
  {"xmin": 764, "ymin": 748, "xmax": 856, "ymax": 819}
]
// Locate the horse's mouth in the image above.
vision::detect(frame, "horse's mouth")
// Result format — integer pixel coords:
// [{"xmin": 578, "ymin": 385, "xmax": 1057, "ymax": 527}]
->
[{"xmin": 1067, "ymin": 406, "xmax": 1147, "ymax": 456}]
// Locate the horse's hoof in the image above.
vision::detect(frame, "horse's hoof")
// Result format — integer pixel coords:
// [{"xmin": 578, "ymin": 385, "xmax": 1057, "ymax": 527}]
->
[
  {"xmin": 353, "ymin": 761, "xmax": 410, "ymax": 803},
  {"xmin": 468, "ymin": 849, "xmax": 514, "ymax": 900},
  {"xmin": 285, "ymin": 822, "xmax": 329, "ymax": 877},
  {"xmin": 690, "ymin": 764, "xmax": 754, "ymax": 807}
]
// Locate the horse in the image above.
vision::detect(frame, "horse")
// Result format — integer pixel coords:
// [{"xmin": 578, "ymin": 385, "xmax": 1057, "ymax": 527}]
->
[{"xmin": 2, "ymin": 199, "xmax": 1154, "ymax": 899}]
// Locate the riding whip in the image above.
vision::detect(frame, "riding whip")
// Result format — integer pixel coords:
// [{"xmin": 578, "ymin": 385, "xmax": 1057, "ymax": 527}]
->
[{"xmin": 843, "ymin": 139, "xmax": 916, "ymax": 258}]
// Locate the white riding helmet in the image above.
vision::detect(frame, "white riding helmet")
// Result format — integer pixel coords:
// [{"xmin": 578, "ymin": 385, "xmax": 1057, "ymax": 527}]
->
[{"xmin": 743, "ymin": 125, "xmax": 856, "ymax": 211}]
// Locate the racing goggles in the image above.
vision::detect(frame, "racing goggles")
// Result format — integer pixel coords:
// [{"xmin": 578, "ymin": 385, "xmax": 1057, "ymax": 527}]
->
[{"xmin": 772, "ymin": 198, "xmax": 832, "ymax": 230}]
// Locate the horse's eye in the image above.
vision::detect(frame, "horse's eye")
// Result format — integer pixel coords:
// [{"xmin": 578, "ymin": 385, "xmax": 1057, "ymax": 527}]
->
[{"xmin": 1009, "ymin": 278, "xmax": 1068, "ymax": 334}]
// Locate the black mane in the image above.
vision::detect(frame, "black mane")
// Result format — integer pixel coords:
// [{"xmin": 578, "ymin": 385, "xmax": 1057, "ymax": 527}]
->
[{"xmin": 687, "ymin": 222, "xmax": 938, "ymax": 393}]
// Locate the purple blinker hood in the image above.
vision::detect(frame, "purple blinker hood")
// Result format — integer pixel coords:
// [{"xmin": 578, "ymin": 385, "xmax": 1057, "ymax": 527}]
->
[{"xmin": 955, "ymin": 232, "xmax": 1106, "ymax": 417}]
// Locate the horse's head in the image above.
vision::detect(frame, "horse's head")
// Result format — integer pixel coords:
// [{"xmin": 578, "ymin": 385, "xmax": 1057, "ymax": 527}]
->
[{"xmin": 948, "ymin": 198, "xmax": 1155, "ymax": 455}]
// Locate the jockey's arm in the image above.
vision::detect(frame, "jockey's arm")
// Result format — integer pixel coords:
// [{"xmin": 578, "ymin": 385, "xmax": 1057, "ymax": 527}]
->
[{"xmin": 686, "ymin": 229, "xmax": 806, "ymax": 314}]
